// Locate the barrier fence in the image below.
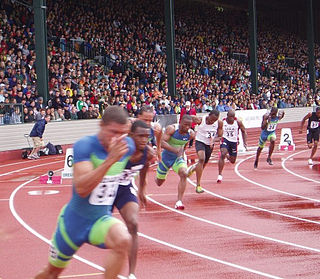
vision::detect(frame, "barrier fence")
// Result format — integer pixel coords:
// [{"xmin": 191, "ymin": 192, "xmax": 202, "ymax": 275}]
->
[{"xmin": 0, "ymin": 103, "xmax": 24, "ymax": 125}]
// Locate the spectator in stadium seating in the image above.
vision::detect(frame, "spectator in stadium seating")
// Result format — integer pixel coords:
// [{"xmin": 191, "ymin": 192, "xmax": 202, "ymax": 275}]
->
[
  {"xmin": 77, "ymin": 106, "xmax": 89, "ymax": 119},
  {"xmin": 54, "ymin": 107, "xmax": 65, "ymax": 121},
  {"xmin": 70, "ymin": 106, "xmax": 78, "ymax": 120}
]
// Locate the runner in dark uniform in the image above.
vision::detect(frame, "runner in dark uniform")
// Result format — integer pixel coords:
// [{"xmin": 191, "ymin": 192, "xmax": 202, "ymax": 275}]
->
[{"xmin": 299, "ymin": 107, "xmax": 320, "ymax": 165}]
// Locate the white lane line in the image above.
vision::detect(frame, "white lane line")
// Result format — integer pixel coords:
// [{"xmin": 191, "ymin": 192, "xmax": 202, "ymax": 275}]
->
[
  {"xmin": 234, "ymin": 155, "xmax": 320, "ymax": 203},
  {"xmin": 0, "ymin": 198, "xmax": 9, "ymax": 201},
  {"xmin": 10, "ymin": 172, "xmax": 282, "ymax": 278},
  {"xmin": 0, "ymin": 160, "xmax": 64, "ymax": 177},
  {"xmin": 186, "ymin": 177, "xmax": 320, "ymax": 226},
  {"xmin": 24, "ymin": 185, "xmax": 72, "ymax": 188},
  {"xmin": 0, "ymin": 156, "xmax": 62, "ymax": 168},
  {"xmin": 146, "ymin": 195, "xmax": 320, "ymax": 254},
  {"xmin": 138, "ymin": 232, "xmax": 282, "ymax": 279},
  {"xmin": 9, "ymin": 169, "xmax": 109, "ymax": 273},
  {"xmin": 282, "ymin": 150, "xmax": 320, "ymax": 184}
]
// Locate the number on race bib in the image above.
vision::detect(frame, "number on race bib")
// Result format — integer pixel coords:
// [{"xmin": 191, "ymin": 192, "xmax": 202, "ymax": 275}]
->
[
  {"xmin": 207, "ymin": 131, "xmax": 215, "ymax": 138},
  {"xmin": 226, "ymin": 131, "xmax": 234, "ymax": 138},
  {"xmin": 267, "ymin": 123, "xmax": 276, "ymax": 132},
  {"xmin": 310, "ymin": 121, "xmax": 319, "ymax": 129},
  {"xmin": 89, "ymin": 182, "xmax": 119, "ymax": 205}
]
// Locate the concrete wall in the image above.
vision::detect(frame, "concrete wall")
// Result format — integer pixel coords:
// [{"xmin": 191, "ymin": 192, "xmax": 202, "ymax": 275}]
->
[{"xmin": 0, "ymin": 107, "xmax": 313, "ymax": 152}]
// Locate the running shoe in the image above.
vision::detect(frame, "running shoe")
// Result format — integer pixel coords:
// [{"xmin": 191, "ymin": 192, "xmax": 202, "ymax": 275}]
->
[
  {"xmin": 308, "ymin": 159, "xmax": 313, "ymax": 165},
  {"xmin": 128, "ymin": 274, "xmax": 137, "ymax": 279},
  {"xmin": 217, "ymin": 175, "xmax": 223, "ymax": 183},
  {"xmin": 266, "ymin": 158, "xmax": 273, "ymax": 165},
  {"xmin": 187, "ymin": 164, "xmax": 197, "ymax": 177},
  {"xmin": 27, "ymin": 154, "xmax": 37, "ymax": 160},
  {"xmin": 175, "ymin": 200, "xmax": 185, "ymax": 210},
  {"xmin": 196, "ymin": 185, "xmax": 204, "ymax": 193}
]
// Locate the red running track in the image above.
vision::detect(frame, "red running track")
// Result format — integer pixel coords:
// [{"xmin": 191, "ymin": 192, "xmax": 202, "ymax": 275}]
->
[{"xmin": 1, "ymin": 123, "xmax": 320, "ymax": 279}]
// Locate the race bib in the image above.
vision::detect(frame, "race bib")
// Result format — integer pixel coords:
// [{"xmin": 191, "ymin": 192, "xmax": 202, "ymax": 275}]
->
[
  {"xmin": 89, "ymin": 177, "xmax": 119, "ymax": 205},
  {"xmin": 267, "ymin": 123, "xmax": 277, "ymax": 132},
  {"xmin": 310, "ymin": 121, "xmax": 319, "ymax": 129}
]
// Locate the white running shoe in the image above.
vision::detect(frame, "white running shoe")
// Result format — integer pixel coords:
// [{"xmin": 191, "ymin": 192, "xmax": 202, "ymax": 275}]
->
[
  {"xmin": 308, "ymin": 159, "xmax": 313, "ymax": 165},
  {"xmin": 217, "ymin": 175, "xmax": 223, "ymax": 183},
  {"xmin": 175, "ymin": 200, "xmax": 185, "ymax": 210},
  {"xmin": 128, "ymin": 274, "xmax": 137, "ymax": 279},
  {"xmin": 27, "ymin": 154, "xmax": 36, "ymax": 160}
]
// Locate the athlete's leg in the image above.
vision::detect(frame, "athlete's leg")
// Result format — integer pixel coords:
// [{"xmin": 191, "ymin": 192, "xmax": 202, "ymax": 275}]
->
[
  {"xmin": 266, "ymin": 133, "xmax": 276, "ymax": 165},
  {"xmin": 310, "ymin": 141, "xmax": 318, "ymax": 160},
  {"xmin": 35, "ymin": 207, "xmax": 80, "ymax": 278},
  {"xmin": 155, "ymin": 177, "xmax": 165, "ymax": 186},
  {"xmin": 254, "ymin": 133, "xmax": 266, "ymax": 168},
  {"xmin": 195, "ymin": 149, "xmax": 206, "ymax": 186},
  {"xmin": 254, "ymin": 147, "xmax": 263, "ymax": 168},
  {"xmin": 119, "ymin": 201, "xmax": 139, "ymax": 276},
  {"xmin": 155, "ymin": 158, "xmax": 173, "ymax": 186},
  {"xmin": 218, "ymin": 148, "xmax": 228, "ymax": 175},
  {"xmin": 104, "ymin": 222, "xmax": 132, "ymax": 279},
  {"xmin": 177, "ymin": 167, "xmax": 188, "ymax": 202},
  {"xmin": 34, "ymin": 265, "xmax": 64, "ymax": 279},
  {"xmin": 229, "ymin": 156, "xmax": 237, "ymax": 164},
  {"xmin": 267, "ymin": 140, "xmax": 275, "ymax": 160}
]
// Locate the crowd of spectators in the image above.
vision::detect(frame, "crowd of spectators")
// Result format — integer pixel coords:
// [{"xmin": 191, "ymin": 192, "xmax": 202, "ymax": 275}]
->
[{"xmin": 1, "ymin": 0, "xmax": 320, "ymax": 125}]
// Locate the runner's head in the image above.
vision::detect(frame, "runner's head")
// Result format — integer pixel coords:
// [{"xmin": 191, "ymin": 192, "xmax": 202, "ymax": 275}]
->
[
  {"xmin": 180, "ymin": 114, "xmax": 192, "ymax": 133},
  {"xmin": 207, "ymin": 109, "xmax": 219, "ymax": 124},
  {"xmin": 270, "ymin": 107, "xmax": 278, "ymax": 118},
  {"xmin": 226, "ymin": 109, "xmax": 235, "ymax": 123},
  {"xmin": 138, "ymin": 105, "xmax": 154, "ymax": 127},
  {"xmin": 130, "ymin": 120, "xmax": 150, "ymax": 151},
  {"xmin": 100, "ymin": 106, "xmax": 129, "ymax": 148}
]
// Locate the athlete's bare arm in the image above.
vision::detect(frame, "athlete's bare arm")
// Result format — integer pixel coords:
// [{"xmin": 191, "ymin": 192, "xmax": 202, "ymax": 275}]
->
[
  {"xmin": 217, "ymin": 120, "xmax": 223, "ymax": 138},
  {"xmin": 189, "ymin": 129, "xmax": 195, "ymax": 140},
  {"xmin": 73, "ymin": 135, "xmax": 128, "ymax": 197},
  {"xmin": 279, "ymin": 111, "xmax": 285, "ymax": 120},
  {"xmin": 153, "ymin": 122, "xmax": 163, "ymax": 160},
  {"xmin": 299, "ymin": 113, "xmax": 312, "ymax": 134},
  {"xmin": 261, "ymin": 113, "xmax": 269, "ymax": 130},
  {"xmin": 238, "ymin": 120, "xmax": 248, "ymax": 148},
  {"xmin": 161, "ymin": 125, "xmax": 182, "ymax": 155},
  {"xmin": 191, "ymin": 115, "xmax": 202, "ymax": 125}
]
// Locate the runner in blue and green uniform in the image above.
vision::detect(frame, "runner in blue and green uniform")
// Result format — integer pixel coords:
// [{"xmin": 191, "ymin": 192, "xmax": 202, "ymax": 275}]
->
[
  {"xmin": 254, "ymin": 107, "xmax": 285, "ymax": 168},
  {"xmin": 155, "ymin": 115, "xmax": 195, "ymax": 210},
  {"xmin": 35, "ymin": 106, "xmax": 135, "ymax": 279}
]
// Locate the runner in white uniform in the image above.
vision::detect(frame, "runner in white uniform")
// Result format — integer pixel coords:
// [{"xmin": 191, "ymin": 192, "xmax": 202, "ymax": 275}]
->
[
  {"xmin": 189, "ymin": 110, "xmax": 223, "ymax": 193},
  {"xmin": 218, "ymin": 109, "xmax": 247, "ymax": 183}
]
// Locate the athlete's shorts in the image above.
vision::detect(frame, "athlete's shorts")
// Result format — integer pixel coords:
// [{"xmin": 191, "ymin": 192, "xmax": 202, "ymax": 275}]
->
[
  {"xmin": 49, "ymin": 205, "xmax": 122, "ymax": 268},
  {"xmin": 307, "ymin": 128, "xmax": 319, "ymax": 144},
  {"xmin": 113, "ymin": 184, "xmax": 138, "ymax": 211},
  {"xmin": 195, "ymin": 140, "xmax": 213, "ymax": 164},
  {"xmin": 156, "ymin": 156, "xmax": 187, "ymax": 179},
  {"xmin": 220, "ymin": 138, "xmax": 237, "ymax": 157},
  {"xmin": 258, "ymin": 131, "xmax": 276, "ymax": 148}
]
